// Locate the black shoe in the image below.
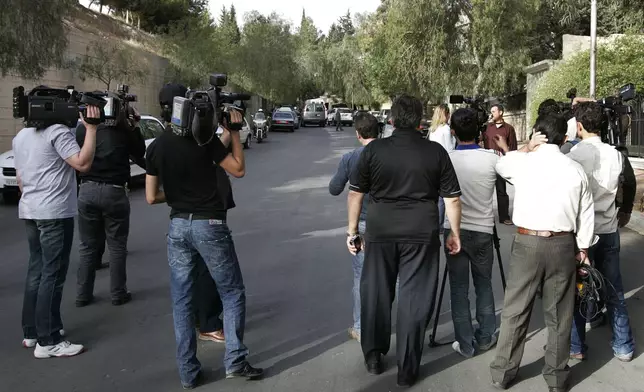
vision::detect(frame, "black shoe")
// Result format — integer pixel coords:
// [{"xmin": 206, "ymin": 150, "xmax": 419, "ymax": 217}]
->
[
  {"xmin": 96, "ymin": 262, "xmax": 109, "ymax": 270},
  {"xmin": 182, "ymin": 370, "xmax": 204, "ymax": 389},
  {"xmin": 226, "ymin": 363, "xmax": 264, "ymax": 380},
  {"xmin": 112, "ymin": 292, "xmax": 132, "ymax": 306},
  {"xmin": 365, "ymin": 354, "xmax": 384, "ymax": 375},
  {"xmin": 75, "ymin": 296, "xmax": 94, "ymax": 308},
  {"xmin": 396, "ymin": 373, "xmax": 417, "ymax": 388}
]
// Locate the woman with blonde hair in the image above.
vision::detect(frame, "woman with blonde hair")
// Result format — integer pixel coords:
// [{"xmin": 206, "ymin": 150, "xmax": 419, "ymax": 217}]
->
[
  {"xmin": 428, "ymin": 104, "xmax": 455, "ymax": 232},
  {"xmin": 428, "ymin": 104, "xmax": 455, "ymax": 152}
]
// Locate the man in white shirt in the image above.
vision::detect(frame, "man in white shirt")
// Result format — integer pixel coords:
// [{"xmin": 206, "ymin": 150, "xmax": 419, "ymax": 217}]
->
[
  {"xmin": 566, "ymin": 102, "xmax": 635, "ymax": 362},
  {"xmin": 444, "ymin": 108, "xmax": 501, "ymax": 358},
  {"xmin": 489, "ymin": 114, "xmax": 594, "ymax": 392}
]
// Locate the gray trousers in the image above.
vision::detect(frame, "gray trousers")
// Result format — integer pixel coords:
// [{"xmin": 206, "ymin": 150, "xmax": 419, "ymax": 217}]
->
[
  {"xmin": 490, "ymin": 233, "xmax": 576, "ymax": 389},
  {"xmin": 77, "ymin": 181, "xmax": 130, "ymax": 300}
]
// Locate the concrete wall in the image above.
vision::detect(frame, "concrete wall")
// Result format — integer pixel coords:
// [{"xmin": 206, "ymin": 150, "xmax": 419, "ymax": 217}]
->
[{"xmin": 0, "ymin": 9, "xmax": 169, "ymax": 152}]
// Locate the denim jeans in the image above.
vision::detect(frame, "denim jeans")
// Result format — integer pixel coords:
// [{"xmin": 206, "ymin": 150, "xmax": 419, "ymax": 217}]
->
[
  {"xmin": 77, "ymin": 181, "xmax": 130, "ymax": 301},
  {"xmin": 166, "ymin": 217, "xmax": 249, "ymax": 387},
  {"xmin": 22, "ymin": 218, "xmax": 74, "ymax": 346},
  {"xmin": 570, "ymin": 231, "xmax": 634, "ymax": 356},
  {"xmin": 444, "ymin": 229, "xmax": 496, "ymax": 356},
  {"xmin": 351, "ymin": 221, "xmax": 367, "ymax": 333}
]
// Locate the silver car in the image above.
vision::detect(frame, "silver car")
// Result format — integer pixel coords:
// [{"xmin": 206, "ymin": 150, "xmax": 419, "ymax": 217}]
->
[{"xmin": 302, "ymin": 103, "xmax": 326, "ymax": 127}]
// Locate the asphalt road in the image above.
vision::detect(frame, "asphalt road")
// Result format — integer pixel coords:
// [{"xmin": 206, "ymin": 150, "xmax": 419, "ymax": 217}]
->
[{"xmin": 1, "ymin": 126, "xmax": 643, "ymax": 392}]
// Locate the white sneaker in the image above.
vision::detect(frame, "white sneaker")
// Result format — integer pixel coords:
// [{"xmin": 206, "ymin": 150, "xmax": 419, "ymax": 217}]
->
[
  {"xmin": 23, "ymin": 329, "xmax": 65, "ymax": 348},
  {"xmin": 34, "ymin": 341, "xmax": 84, "ymax": 358},
  {"xmin": 452, "ymin": 341, "xmax": 474, "ymax": 358}
]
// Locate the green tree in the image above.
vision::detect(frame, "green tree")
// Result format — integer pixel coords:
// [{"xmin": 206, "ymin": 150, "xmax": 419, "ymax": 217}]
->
[
  {"xmin": 0, "ymin": 0, "xmax": 74, "ymax": 79},
  {"xmin": 71, "ymin": 41, "xmax": 148, "ymax": 90}
]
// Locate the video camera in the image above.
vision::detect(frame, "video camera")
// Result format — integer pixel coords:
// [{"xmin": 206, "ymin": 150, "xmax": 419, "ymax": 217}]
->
[
  {"xmin": 596, "ymin": 84, "xmax": 636, "ymax": 146},
  {"xmin": 81, "ymin": 84, "xmax": 137, "ymax": 127},
  {"xmin": 449, "ymin": 95, "xmax": 490, "ymax": 136},
  {"xmin": 13, "ymin": 85, "xmax": 107, "ymax": 128},
  {"xmin": 170, "ymin": 73, "xmax": 250, "ymax": 146}
]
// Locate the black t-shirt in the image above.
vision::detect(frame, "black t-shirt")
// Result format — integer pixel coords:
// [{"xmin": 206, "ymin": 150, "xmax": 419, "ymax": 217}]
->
[
  {"xmin": 349, "ymin": 128, "xmax": 461, "ymax": 242},
  {"xmin": 146, "ymin": 130, "xmax": 229, "ymax": 219}
]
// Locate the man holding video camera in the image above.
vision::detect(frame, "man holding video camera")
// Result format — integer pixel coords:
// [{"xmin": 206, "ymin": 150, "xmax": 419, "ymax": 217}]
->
[
  {"xmin": 75, "ymin": 101, "xmax": 146, "ymax": 308},
  {"xmin": 145, "ymin": 83, "xmax": 262, "ymax": 388},
  {"xmin": 445, "ymin": 108, "xmax": 502, "ymax": 358},
  {"xmin": 490, "ymin": 115, "xmax": 594, "ymax": 392},
  {"xmin": 14, "ymin": 94, "xmax": 102, "ymax": 358},
  {"xmin": 566, "ymin": 101, "xmax": 636, "ymax": 362}
]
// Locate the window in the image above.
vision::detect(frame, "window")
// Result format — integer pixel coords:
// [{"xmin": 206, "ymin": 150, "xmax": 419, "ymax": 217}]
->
[
  {"xmin": 139, "ymin": 118, "xmax": 165, "ymax": 140},
  {"xmin": 315, "ymin": 104, "xmax": 325, "ymax": 112}
]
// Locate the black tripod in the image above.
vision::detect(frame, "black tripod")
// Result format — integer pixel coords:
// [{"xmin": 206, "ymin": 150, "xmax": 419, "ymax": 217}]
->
[{"xmin": 428, "ymin": 225, "xmax": 507, "ymax": 347}]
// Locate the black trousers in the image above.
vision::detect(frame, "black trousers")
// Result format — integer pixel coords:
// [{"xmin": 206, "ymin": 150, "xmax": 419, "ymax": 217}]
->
[
  {"xmin": 490, "ymin": 233, "xmax": 576, "ymax": 389},
  {"xmin": 495, "ymin": 175, "xmax": 511, "ymax": 222},
  {"xmin": 77, "ymin": 182, "xmax": 130, "ymax": 301},
  {"xmin": 195, "ymin": 256, "xmax": 223, "ymax": 332},
  {"xmin": 360, "ymin": 238, "xmax": 440, "ymax": 380}
]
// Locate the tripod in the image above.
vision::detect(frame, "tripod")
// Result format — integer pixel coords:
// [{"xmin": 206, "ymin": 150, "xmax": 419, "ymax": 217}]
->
[{"xmin": 428, "ymin": 225, "xmax": 507, "ymax": 347}]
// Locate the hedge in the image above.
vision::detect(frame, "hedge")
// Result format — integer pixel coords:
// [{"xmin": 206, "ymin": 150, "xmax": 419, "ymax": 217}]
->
[{"xmin": 530, "ymin": 35, "xmax": 644, "ymax": 124}]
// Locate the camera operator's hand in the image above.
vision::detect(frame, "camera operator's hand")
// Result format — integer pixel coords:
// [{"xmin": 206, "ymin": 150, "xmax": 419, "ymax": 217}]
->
[
  {"xmin": 346, "ymin": 235, "xmax": 360, "ymax": 256},
  {"xmin": 224, "ymin": 109, "xmax": 243, "ymax": 133},
  {"xmin": 572, "ymin": 97, "xmax": 595, "ymax": 107},
  {"xmin": 527, "ymin": 131, "xmax": 548, "ymax": 151},
  {"xmin": 618, "ymin": 211, "xmax": 631, "ymax": 228},
  {"xmin": 493, "ymin": 134, "xmax": 510, "ymax": 153},
  {"xmin": 446, "ymin": 232, "xmax": 461, "ymax": 255},
  {"xmin": 80, "ymin": 105, "xmax": 101, "ymax": 131},
  {"xmin": 576, "ymin": 249, "xmax": 590, "ymax": 266}
]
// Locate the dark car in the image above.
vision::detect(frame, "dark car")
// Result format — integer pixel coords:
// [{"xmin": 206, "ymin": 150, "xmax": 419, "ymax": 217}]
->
[{"xmin": 271, "ymin": 111, "xmax": 296, "ymax": 132}]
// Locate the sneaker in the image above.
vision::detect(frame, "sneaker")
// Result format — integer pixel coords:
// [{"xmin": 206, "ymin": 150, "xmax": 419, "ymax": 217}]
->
[
  {"xmin": 614, "ymin": 351, "xmax": 634, "ymax": 362},
  {"xmin": 226, "ymin": 363, "xmax": 264, "ymax": 380},
  {"xmin": 112, "ymin": 292, "xmax": 132, "ymax": 306},
  {"xmin": 478, "ymin": 331, "xmax": 499, "ymax": 352},
  {"xmin": 23, "ymin": 330, "xmax": 65, "ymax": 348},
  {"xmin": 348, "ymin": 327, "xmax": 361, "ymax": 343},
  {"xmin": 198, "ymin": 330, "xmax": 225, "ymax": 343},
  {"xmin": 34, "ymin": 341, "xmax": 84, "ymax": 358},
  {"xmin": 452, "ymin": 341, "xmax": 474, "ymax": 358},
  {"xmin": 570, "ymin": 352, "xmax": 586, "ymax": 360}
]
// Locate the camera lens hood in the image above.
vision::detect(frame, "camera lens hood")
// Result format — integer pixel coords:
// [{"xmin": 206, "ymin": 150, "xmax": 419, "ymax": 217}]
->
[{"xmin": 80, "ymin": 92, "xmax": 107, "ymax": 108}]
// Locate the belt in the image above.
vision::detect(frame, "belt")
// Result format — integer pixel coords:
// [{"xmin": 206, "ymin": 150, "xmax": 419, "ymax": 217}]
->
[
  {"xmin": 172, "ymin": 213, "xmax": 226, "ymax": 224},
  {"xmin": 81, "ymin": 180, "xmax": 125, "ymax": 189},
  {"xmin": 517, "ymin": 227, "xmax": 571, "ymax": 238}
]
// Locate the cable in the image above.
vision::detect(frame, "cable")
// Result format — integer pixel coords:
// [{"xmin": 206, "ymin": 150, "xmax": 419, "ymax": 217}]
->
[{"xmin": 576, "ymin": 262, "xmax": 618, "ymax": 321}]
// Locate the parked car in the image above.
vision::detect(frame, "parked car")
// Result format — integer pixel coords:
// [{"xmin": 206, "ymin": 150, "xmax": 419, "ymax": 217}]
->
[
  {"xmin": 326, "ymin": 108, "xmax": 336, "ymax": 125},
  {"xmin": 302, "ymin": 102, "xmax": 326, "ymax": 127},
  {"xmin": 336, "ymin": 108, "xmax": 354, "ymax": 126},
  {"xmin": 217, "ymin": 116, "xmax": 253, "ymax": 149},
  {"xmin": 271, "ymin": 111, "xmax": 296, "ymax": 132}
]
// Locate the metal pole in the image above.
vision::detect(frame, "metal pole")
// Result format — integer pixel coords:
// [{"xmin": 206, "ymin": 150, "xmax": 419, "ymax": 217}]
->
[{"xmin": 590, "ymin": 0, "xmax": 597, "ymax": 98}]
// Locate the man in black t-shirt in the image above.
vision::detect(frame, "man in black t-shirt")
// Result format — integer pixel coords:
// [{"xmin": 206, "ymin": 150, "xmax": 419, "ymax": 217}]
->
[
  {"xmin": 145, "ymin": 85, "xmax": 263, "ymax": 389},
  {"xmin": 347, "ymin": 94, "xmax": 463, "ymax": 388}
]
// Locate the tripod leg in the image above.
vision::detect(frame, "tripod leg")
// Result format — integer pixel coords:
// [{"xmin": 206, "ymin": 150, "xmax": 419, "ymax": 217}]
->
[
  {"xmin": 493, "ymin": 225, "xmax": 507, "ymax": 291},
  {"xmin": 429, "ymin": 263, "xmax": 449, "ymax": 347}
]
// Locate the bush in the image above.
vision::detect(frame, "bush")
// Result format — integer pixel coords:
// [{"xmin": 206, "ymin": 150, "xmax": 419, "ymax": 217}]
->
[{"xmin": 530, "ymin": 36, "xmax": 644, "ymax": 124}]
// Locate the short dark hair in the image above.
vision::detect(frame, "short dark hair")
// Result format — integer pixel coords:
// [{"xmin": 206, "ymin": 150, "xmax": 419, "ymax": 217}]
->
[
  {"xmin": 492, "ymin": 104, "xmax": 505, "ymax": 113},
  {"xmin": 574, "ymin": 101, "xmax": 604, "ymax": 135},
  {"xmin": 354, "ymin": 112, "xmax": 380, "ymax": 139},
  {"xmin": 538, "ymin": 99, "xmax": 561, "ymax": 117},
  {"xmin": 533, "ymin": 114, "xmax": 568, "ymax": 146},
  {"xmin": 450, "ymin": 108, "xmax": 479, "ymax": 142},
  {"xmin": 391, "ymin": 94, "xmax": 422, "ymax": 129}
]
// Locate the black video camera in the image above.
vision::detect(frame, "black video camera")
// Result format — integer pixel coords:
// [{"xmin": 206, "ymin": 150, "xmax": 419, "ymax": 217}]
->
[
  {"xmin": 13, "ymin": 85, "xmax": 107, "ymax": 128},
  {"xmin": 170, "ymin": 74, "xmax": 250, "ymax": 146},
  {"xmin": 450, "ymin": 95, "xmax": 490, "ymax": 138},
  {"xmin": 596, "ymin": 84, "xmax": 636, "ymax": 146}
]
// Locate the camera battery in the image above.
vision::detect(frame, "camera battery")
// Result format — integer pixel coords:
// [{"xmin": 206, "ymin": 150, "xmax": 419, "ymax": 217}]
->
[{"xmin": 171, "ymin": 96, "xmax": 191, "ymax": 128}]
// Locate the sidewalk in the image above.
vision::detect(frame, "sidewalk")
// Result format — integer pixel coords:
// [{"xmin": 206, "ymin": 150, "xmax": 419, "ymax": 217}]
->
[{"xmin": 626, "ymin": 168, "xmax": 644, "ymax": 235}]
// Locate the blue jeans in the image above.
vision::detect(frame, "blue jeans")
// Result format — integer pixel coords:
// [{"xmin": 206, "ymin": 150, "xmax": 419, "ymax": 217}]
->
[
  {"xmin": 571, "ymin": 231, "xmax": 634, "ymax": 356},
  {"xmin": 21, "ymin": 218, "xmax": 74, "ymax": 346},
  {"xmin": 445, "ymin": 229, "xmax": 496, "ymax": 356},
  {"xmin": 352, "ymin": 221, "xmax": 366, "ymax": 333},
  {"xmin": 166, "ymin": 217, "xmax": 249, "ymax": 387}
]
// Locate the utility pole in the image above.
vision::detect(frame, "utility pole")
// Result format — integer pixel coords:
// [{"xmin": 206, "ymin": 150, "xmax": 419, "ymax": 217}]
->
[{"xmin": 590, "ymin": 0, "xmax": 597, "ymax": 98}]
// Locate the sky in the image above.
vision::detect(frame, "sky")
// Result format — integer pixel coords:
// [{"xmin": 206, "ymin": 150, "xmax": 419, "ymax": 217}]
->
[{"xmin": 208, "ymin": 0, "xmax": 382, "ymax": 34}]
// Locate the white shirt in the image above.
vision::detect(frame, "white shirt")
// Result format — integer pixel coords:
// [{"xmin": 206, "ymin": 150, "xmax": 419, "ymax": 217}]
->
[
  {"xmin": 567, "ymin": 136, "xmax": 623, "ymax": 234},
  {"xmin": 429, "ymin": 124, "xmax": 455, "ymax": 152},
  {"xmin": 496, "ymin": 144, "xmax": 595, "ymax": 249},
  {"xmin": 566, "ymin": 117, "xmax": 578, "ymax": 141},
  {"xmin": 445, "ymin": 146, "xmax": 501, "ymax": 234}
]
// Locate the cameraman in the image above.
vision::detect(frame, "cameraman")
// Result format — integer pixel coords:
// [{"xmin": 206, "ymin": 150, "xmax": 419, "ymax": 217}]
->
[
  {"xmin": 75, "ymin": 101, "xmax": 146, "ymax": 307},
  {"xmin": 567, "ymin": 102, "xmax": 636, "ymax": 362},
  {"xmin": 145, "ymin": 94, "xmax": 263, "ymax": 388},
  {"xmin": 445, "ymin": 108, "xmax": 501, "ymax": 358},
  {"xmin": 13, "ymin": 98, "xmax": 101, "ymax": 358}
]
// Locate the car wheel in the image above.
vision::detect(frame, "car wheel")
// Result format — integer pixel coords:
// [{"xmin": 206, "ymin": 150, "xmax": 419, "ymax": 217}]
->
[
  {"xmin": 290, "ymin": 127, "xmax": 295, "ymax": 133},
  {"xmin": 243, "ymin": 135, "xmax": 251, "ymax": 149}
]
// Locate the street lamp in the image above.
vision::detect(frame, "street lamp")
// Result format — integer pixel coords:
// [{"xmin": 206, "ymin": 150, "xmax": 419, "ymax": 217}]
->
[{"xmin": 590, "ymin": 0, "xmax": 597, "ymax": 98}]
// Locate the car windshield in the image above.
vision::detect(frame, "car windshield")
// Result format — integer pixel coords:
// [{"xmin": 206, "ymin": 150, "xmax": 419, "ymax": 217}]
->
[
  {"xmin": 277, "ymin": 107, "xmax": 292, "ymax": 112},
  {"xmin": 274, "ymin": 112, "xmax": 293, "ymax": 119},
  {"xmin": 138, "ymin": 118, "xmax": 165, "ymax": 140},
  {"xmin": 254, "ymin": 113, "xmax": 265, "ymax": 120}
]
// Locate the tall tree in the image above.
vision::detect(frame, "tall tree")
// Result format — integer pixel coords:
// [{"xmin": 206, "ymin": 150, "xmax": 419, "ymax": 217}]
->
[
  {"xmin": 70, "ymin": 41, "xmax": 148, "ymax": 90},
  {"xmin": 0, "ymin": 0, "xmax": 74, "ymax": 79}
]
